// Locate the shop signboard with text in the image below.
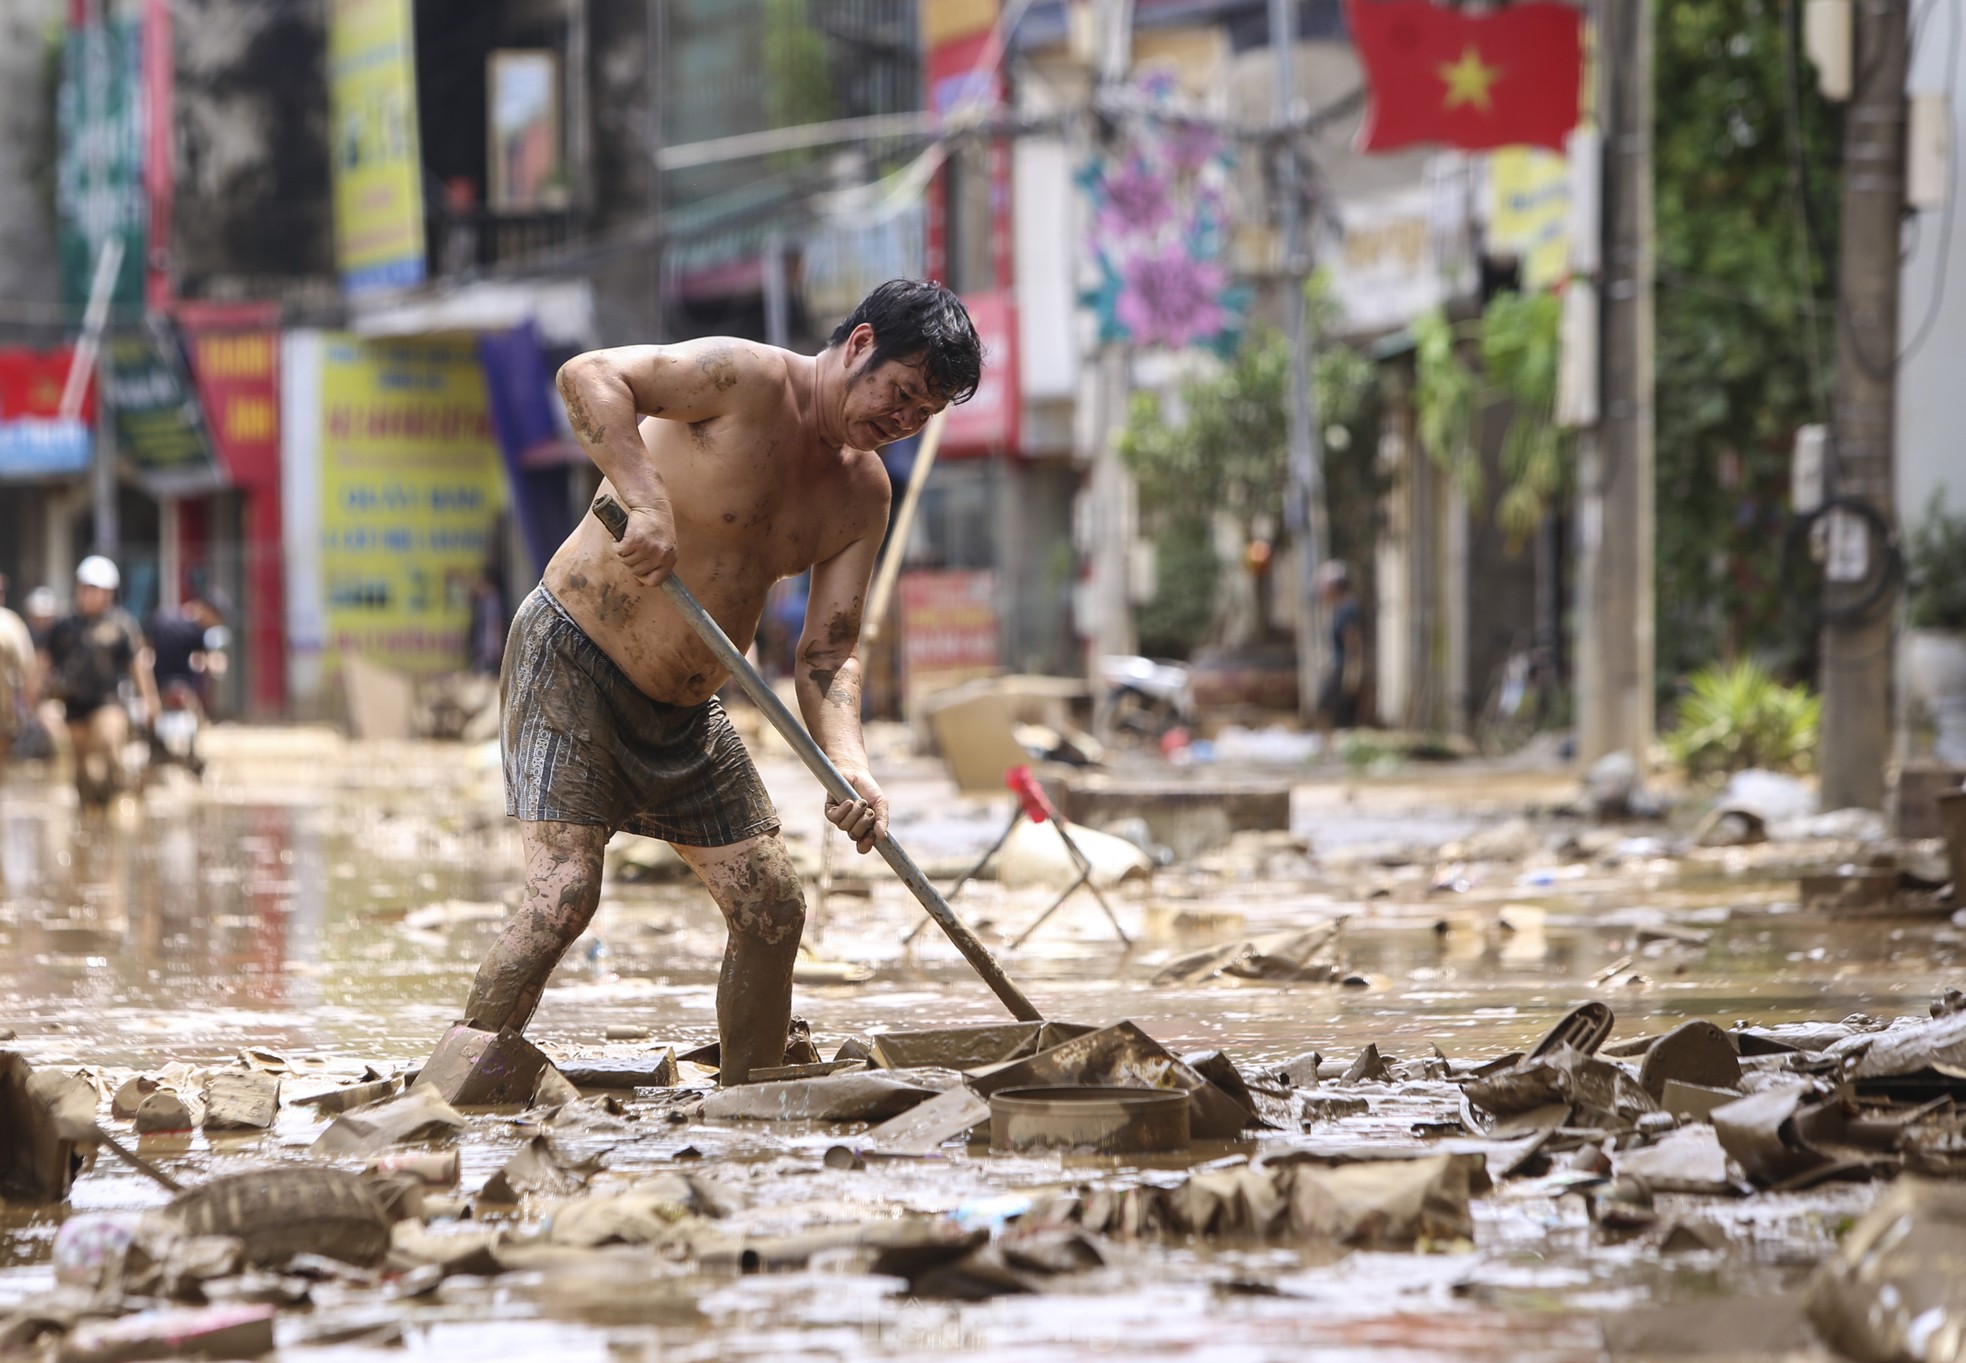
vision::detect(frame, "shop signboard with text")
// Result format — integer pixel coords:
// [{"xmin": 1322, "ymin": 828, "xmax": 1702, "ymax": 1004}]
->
[
  {"xmin": 900, "ymin": 568, "xmax": 1000, "ymax": 702},
  {"xmin": 317, "ymin": 336, "xmax": 504, "ymax": 675},
  {"xmin": 327, "ymin": 0, "xmax": 426, "ymax": 295}
]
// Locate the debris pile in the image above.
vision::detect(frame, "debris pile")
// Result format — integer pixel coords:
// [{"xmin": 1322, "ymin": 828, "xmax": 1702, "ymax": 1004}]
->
[{"xmin": 9, "ymin": 992, "xmax": 1966, "ymax": 1352}]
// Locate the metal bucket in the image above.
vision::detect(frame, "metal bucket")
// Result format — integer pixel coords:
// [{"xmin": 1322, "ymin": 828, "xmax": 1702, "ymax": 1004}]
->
[{"xmin": 988, "ymin": 1085, "xmax": 1190, "ymax": 1155}]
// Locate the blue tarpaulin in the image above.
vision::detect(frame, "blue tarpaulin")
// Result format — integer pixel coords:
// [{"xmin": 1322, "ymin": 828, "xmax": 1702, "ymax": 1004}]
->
[{"xmin": 478, "ymin": 321, "xmax": 582, "ymax": 582}]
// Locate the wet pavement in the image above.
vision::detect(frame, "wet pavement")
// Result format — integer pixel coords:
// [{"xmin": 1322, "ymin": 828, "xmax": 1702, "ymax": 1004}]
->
[{"xmin": 1, "ymin": 722, "xmax": 1956, "ymax": 1359}]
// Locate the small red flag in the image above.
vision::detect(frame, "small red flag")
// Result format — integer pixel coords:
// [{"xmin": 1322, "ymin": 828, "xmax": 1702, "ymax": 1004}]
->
[{"xmin": 1347, "ymin": 0, "xmax": 1583, "ymax": 153}]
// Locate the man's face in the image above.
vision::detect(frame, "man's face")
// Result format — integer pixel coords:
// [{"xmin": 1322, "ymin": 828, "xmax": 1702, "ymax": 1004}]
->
[
  {"xmin": 842, "ymin": 330, "xmax": 946, "ymax": 449},
  {"xmin": 75, "ymin": 583, "xmax": 112, "ymax": 617}
]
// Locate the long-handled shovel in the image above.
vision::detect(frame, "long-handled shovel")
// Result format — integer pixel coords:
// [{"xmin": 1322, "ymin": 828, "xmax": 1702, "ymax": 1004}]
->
[{"xmin": 590, "ymin": 494, "xmax": 1044, "ymax": 1023}]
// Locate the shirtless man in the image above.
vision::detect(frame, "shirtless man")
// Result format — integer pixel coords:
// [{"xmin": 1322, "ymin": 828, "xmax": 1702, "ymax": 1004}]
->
[{"xmin": 464, "ymin": 280, "xmax": 981, "ymax": 1084}]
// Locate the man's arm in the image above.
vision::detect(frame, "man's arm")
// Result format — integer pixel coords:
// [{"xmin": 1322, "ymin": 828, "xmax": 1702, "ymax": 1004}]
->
[
  {"xmin": 555, "ymin": 338, "xmax": 774, "ymax": 586},
  {"xmin": 795, "ymin": 526, "xmax": 889, "ymax": 853}
]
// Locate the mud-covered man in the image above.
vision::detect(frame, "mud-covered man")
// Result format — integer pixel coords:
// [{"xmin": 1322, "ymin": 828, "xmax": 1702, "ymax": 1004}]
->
[{"xmin": 465, "ymin": 280, "xmax": 981, "ymax": 1084}]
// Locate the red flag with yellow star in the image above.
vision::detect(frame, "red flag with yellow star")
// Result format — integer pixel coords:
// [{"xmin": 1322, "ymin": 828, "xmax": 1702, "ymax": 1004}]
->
[{"xmin": 1346, "ymin": 0, "xmax": 1582, "ymax": 153}]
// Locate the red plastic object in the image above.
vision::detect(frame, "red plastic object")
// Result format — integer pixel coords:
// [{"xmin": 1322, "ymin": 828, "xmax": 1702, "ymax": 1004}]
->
[{"xmin": 1005, "ymin": 765, "xmax": 1055, "ymax": 825}]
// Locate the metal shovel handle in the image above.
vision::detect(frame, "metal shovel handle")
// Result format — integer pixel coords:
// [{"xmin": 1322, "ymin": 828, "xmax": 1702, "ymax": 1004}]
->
[{"xmin": 590, "ymin": 494, "xmax": 1044, "ymax": 1022}]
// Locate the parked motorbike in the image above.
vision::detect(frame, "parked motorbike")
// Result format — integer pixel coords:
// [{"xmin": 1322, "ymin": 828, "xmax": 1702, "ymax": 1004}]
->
[{"xmin": 1098, "ymin": 655, "xmax": 1195, "ymax": 746}]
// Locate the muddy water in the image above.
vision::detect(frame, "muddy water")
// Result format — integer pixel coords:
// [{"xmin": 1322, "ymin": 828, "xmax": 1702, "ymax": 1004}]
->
[{"xmin": 0, "ymin": 733, "xmax": 1944, "ymax": 1359}]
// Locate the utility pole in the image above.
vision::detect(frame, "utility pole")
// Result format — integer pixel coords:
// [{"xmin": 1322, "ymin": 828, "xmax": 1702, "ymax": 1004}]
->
[
  {"xmin": 82, "ymin": 0, "xmax": 120, "ymax": 555},
  {"xmin": 1084, "ymin": 0, "xmax": 1136, "ymax": 717},
  {"xmin": 1819, "ymin": 0, "xmax": 1909, "ymax": 812},
  {"xmin": 1270, "ymin": 0, "xmax": 1327, "ymax": 722},
  {"xmin": 1574, "ymin": 0, "xmax": 1654, "ymax": 765}
]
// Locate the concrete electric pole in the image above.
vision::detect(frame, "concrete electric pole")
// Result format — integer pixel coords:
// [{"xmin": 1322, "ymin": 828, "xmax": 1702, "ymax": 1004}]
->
[
  {"xmin": 1819, "ymin": 0, "xmax": 1909, "ymax": 812},
  {"xmin": 1270, "ymin": 0, "xmax": 1329, "ymax": 723},
  {"xmin": 1084, "ymin": 0, "xmax": 1137, "ymax": 719},
  {"xmin": 1574, "ymin": 0, "xmax": 1655, "ymax": 766}
]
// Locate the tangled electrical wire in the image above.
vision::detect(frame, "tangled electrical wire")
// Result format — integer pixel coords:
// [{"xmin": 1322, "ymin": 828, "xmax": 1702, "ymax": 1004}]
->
[{"xmin": 1780, "ymin": 494, "xmax": 1904, "ymax": 629}]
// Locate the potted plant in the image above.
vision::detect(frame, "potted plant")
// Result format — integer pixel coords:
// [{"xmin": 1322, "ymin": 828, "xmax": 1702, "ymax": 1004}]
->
[{"xmin": 1905, "ymin": 493, "xmax": 1966, "ymax": 763}]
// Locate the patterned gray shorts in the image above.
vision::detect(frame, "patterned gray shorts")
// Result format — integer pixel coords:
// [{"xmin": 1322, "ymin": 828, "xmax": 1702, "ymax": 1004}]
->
[{"xmin": 501, "ymin": 586, "xmax": 780, "ymax": 847}]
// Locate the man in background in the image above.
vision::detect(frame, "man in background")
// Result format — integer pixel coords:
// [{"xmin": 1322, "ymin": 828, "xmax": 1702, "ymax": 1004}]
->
[
  {"xmin": 40, "ymin": 556, "xmax": 159, "ymax": 809},
  {"xmin": 146, "ymin": 592, "xmax": 228, "ymax": 778},
  {"xmin": 1315, "ymin": 560, "xmax": 1365, "ymax": 744}
]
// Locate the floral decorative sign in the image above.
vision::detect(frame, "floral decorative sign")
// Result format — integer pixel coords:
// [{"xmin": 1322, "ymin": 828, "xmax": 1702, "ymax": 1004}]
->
[{"xmin": 1080, "ymin": 69, "xmax": 1245, "ymax": 354}]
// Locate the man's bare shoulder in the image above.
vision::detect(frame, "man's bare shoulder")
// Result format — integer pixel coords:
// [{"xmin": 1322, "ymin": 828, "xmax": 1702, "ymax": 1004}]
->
[
  {"xmin": 664, "ymin": 336, "xmax": 799, "ymax": 401},
  {"xmin": 577, "ymin": 337, "xmax": 799, "ymax": 427}
]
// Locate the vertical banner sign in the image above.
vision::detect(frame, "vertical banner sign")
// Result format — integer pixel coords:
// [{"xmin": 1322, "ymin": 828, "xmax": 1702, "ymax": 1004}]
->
[
  {"xmin": 327, "ymin": 0, "xmax": 427, "ymax": 295},
  {"xmin": 317, "ymin": 336, "xmax": 504, "ymax": 675},
  {"xmin": 921, "ymin": 0, "xmax": 1008, "ymax": 288},
  {"xmin": 141, "ymin": 0, "xmax": 175, "ymax": 309},
  {"xmin": 940, "ymin": 290, "xmax": 1019, "ymax": 457},
  {"xmin": 183, "ymin": 313, "xmax": 285, "ymax": 713},
  {"xmin": 899, "ymin": 568, "xmax": 1000, "ymax": 703},
  {"xmin": 57, "ymin": 12, "xmax": 148, "ymax": 309},
  {"xmin": 105, "ymin": 318, "xmax": 222, "ymax": 493},
  {"xmin": 186, "ymin": 326, "xmax": 282, "ymax": 489},
  {"xmin": 1487, "ymin": 148, "xmax": 1570, "ymax": 291}
]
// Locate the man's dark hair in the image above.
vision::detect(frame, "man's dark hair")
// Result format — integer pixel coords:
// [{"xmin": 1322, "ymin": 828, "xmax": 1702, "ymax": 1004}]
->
[{"xmin": 829, "ymin": 279, "xmax": 983, "ymax": 405}]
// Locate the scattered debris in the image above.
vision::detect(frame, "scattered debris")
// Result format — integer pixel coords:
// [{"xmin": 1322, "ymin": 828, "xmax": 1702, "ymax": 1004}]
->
[
  {"xmin": 167, "ymin": 1167, "xmax": 393, "ymax": 1268},
  {"xmin": 53, "ymin": 1303, "xmax": 276, "ymax": 1363},
  {"xmin": 700, "ymin": 1072, "xmax": 941, "ymax": 1123},
  {"xmin": 1637, "ymin": 1019, "xmax": 1742, "ymax": 1099},
  {"xmin": 556, "ymin": 1049, "xmax": 681, "ymax": 1090},
  {"xmin": 110, "ymin": 1076, "xmax": 159, "ymax": 1121},
  {"xmin": 287, "ymin": 1077, "xmax": 399, "ymax": 1115},
  {"xmin": 132, "ymin": 1091, "xmax": 195, "ymax": 1136},
  {"xmin": 869, "ymin": 1022, "xmax": 1092, "ymax": 1071},
  {"xmin": 966, "ymin": 1021, "xmax": 1251, "ymax": 1139},
  {"xmin": 312, "ymin": 1084, "xmax": 465, "ymax": 1157},
  {"xmin": 1071, "ymin": 1149, "xmax": 1487, "ymax": 1249},
  {"xmin": 988, "ymin": 1085, "xmax": 1189, "ymax": 1155},
  {"xmin": 202, "ymin": 1070, "xmax": 281, "ymax": 1131},
  {"xmin": 479, "ymin": 1134, "xmax": 604, "ymax": 1203},
  {"xmin": 0, "ymin": 1053, "xmax": 94, "ymax": 1204},
  {"xmin": 1149, "ymin": 920, "xmax": 1346, "ymax": 985},
  {"xmin": 414, "ymin": 1024, "xmax": 551, "ymax": 1107},
  {"xmin": 860, "ymin": 1085, "xmax": 993, "ymax": 1156},
  {"xmin": 1807, "ymin": 1178, "xmax": 1966, "ymax": 1363}
]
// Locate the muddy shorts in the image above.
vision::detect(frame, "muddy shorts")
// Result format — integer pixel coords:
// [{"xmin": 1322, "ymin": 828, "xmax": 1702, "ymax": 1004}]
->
[{"xmin": 501, "ymin": 586, "xmax": 780, "ymax": 847}]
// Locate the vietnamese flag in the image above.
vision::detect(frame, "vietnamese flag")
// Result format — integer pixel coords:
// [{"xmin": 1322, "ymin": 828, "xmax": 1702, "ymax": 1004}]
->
[{"xmin": 1347, "ymin": 0, "xmax": 1583, "ymax": 153}]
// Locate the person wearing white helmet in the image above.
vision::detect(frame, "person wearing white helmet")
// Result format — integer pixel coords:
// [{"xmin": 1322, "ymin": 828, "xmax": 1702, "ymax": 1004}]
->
[{"xmin": 38, "ymin": 555, "xmax": 159, "ymax": 809}]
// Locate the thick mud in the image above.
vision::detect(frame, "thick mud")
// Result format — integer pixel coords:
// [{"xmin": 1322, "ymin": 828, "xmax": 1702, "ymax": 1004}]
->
[{"xmin": 0, "ymin": 727, "xmax": 1950, "ymax": 1360}]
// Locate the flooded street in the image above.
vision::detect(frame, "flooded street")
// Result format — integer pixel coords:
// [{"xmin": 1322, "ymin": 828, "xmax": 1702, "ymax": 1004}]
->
[{"xmin": 1, "ymin": 724, "xmax": 1956, "ymax": 1360}]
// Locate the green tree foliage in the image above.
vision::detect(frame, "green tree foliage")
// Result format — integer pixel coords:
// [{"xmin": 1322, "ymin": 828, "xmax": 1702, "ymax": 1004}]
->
[
  {"xmin": 1118, "ymin": 312, "xmax": 1376, "ymax": 657},
  {"xmin": 1654, "ymin": 0, "xmax": 1840, "ymax": 682},
  {"xmin": 764, "ymin": 0, "xmax": 838, "ymax": 133},
  {"xmin": 1411, "ymin": 290, "xmax": 1568, "ymax": 543},
  {"xmin": 1134, "ymin": 519, "xmax": 1220, "ymax": 660},
  {"xmin": 1906, "ymin": 494, "xmax": 1966, "ymax": 631}
]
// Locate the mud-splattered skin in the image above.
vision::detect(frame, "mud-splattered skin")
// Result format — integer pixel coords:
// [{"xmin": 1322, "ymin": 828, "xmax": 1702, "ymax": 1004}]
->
[
  {"xmin": 465, "ymin": 822, "xmax": 608, "ymax": 1032},
  {"xmin": 464, "ymin": 825, "xmax": 804, "ymax": 1084},
  {"xmin": 545, "ymin": 338, "xmax": 906, "ymax": 710},
  {"xmin": 486, "ymin": 331, "xmax": 945, "ymax": 1079}
]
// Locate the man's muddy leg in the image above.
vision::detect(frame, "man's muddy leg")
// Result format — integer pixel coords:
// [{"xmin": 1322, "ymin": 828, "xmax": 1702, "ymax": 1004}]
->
[
  {"xmin": 465, "ymin": 819, "xmax": 608, "ymax": 1032},
  {"xmin": 673, "ymin": 833, "xmax": 806, "ymax": 1085}
]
